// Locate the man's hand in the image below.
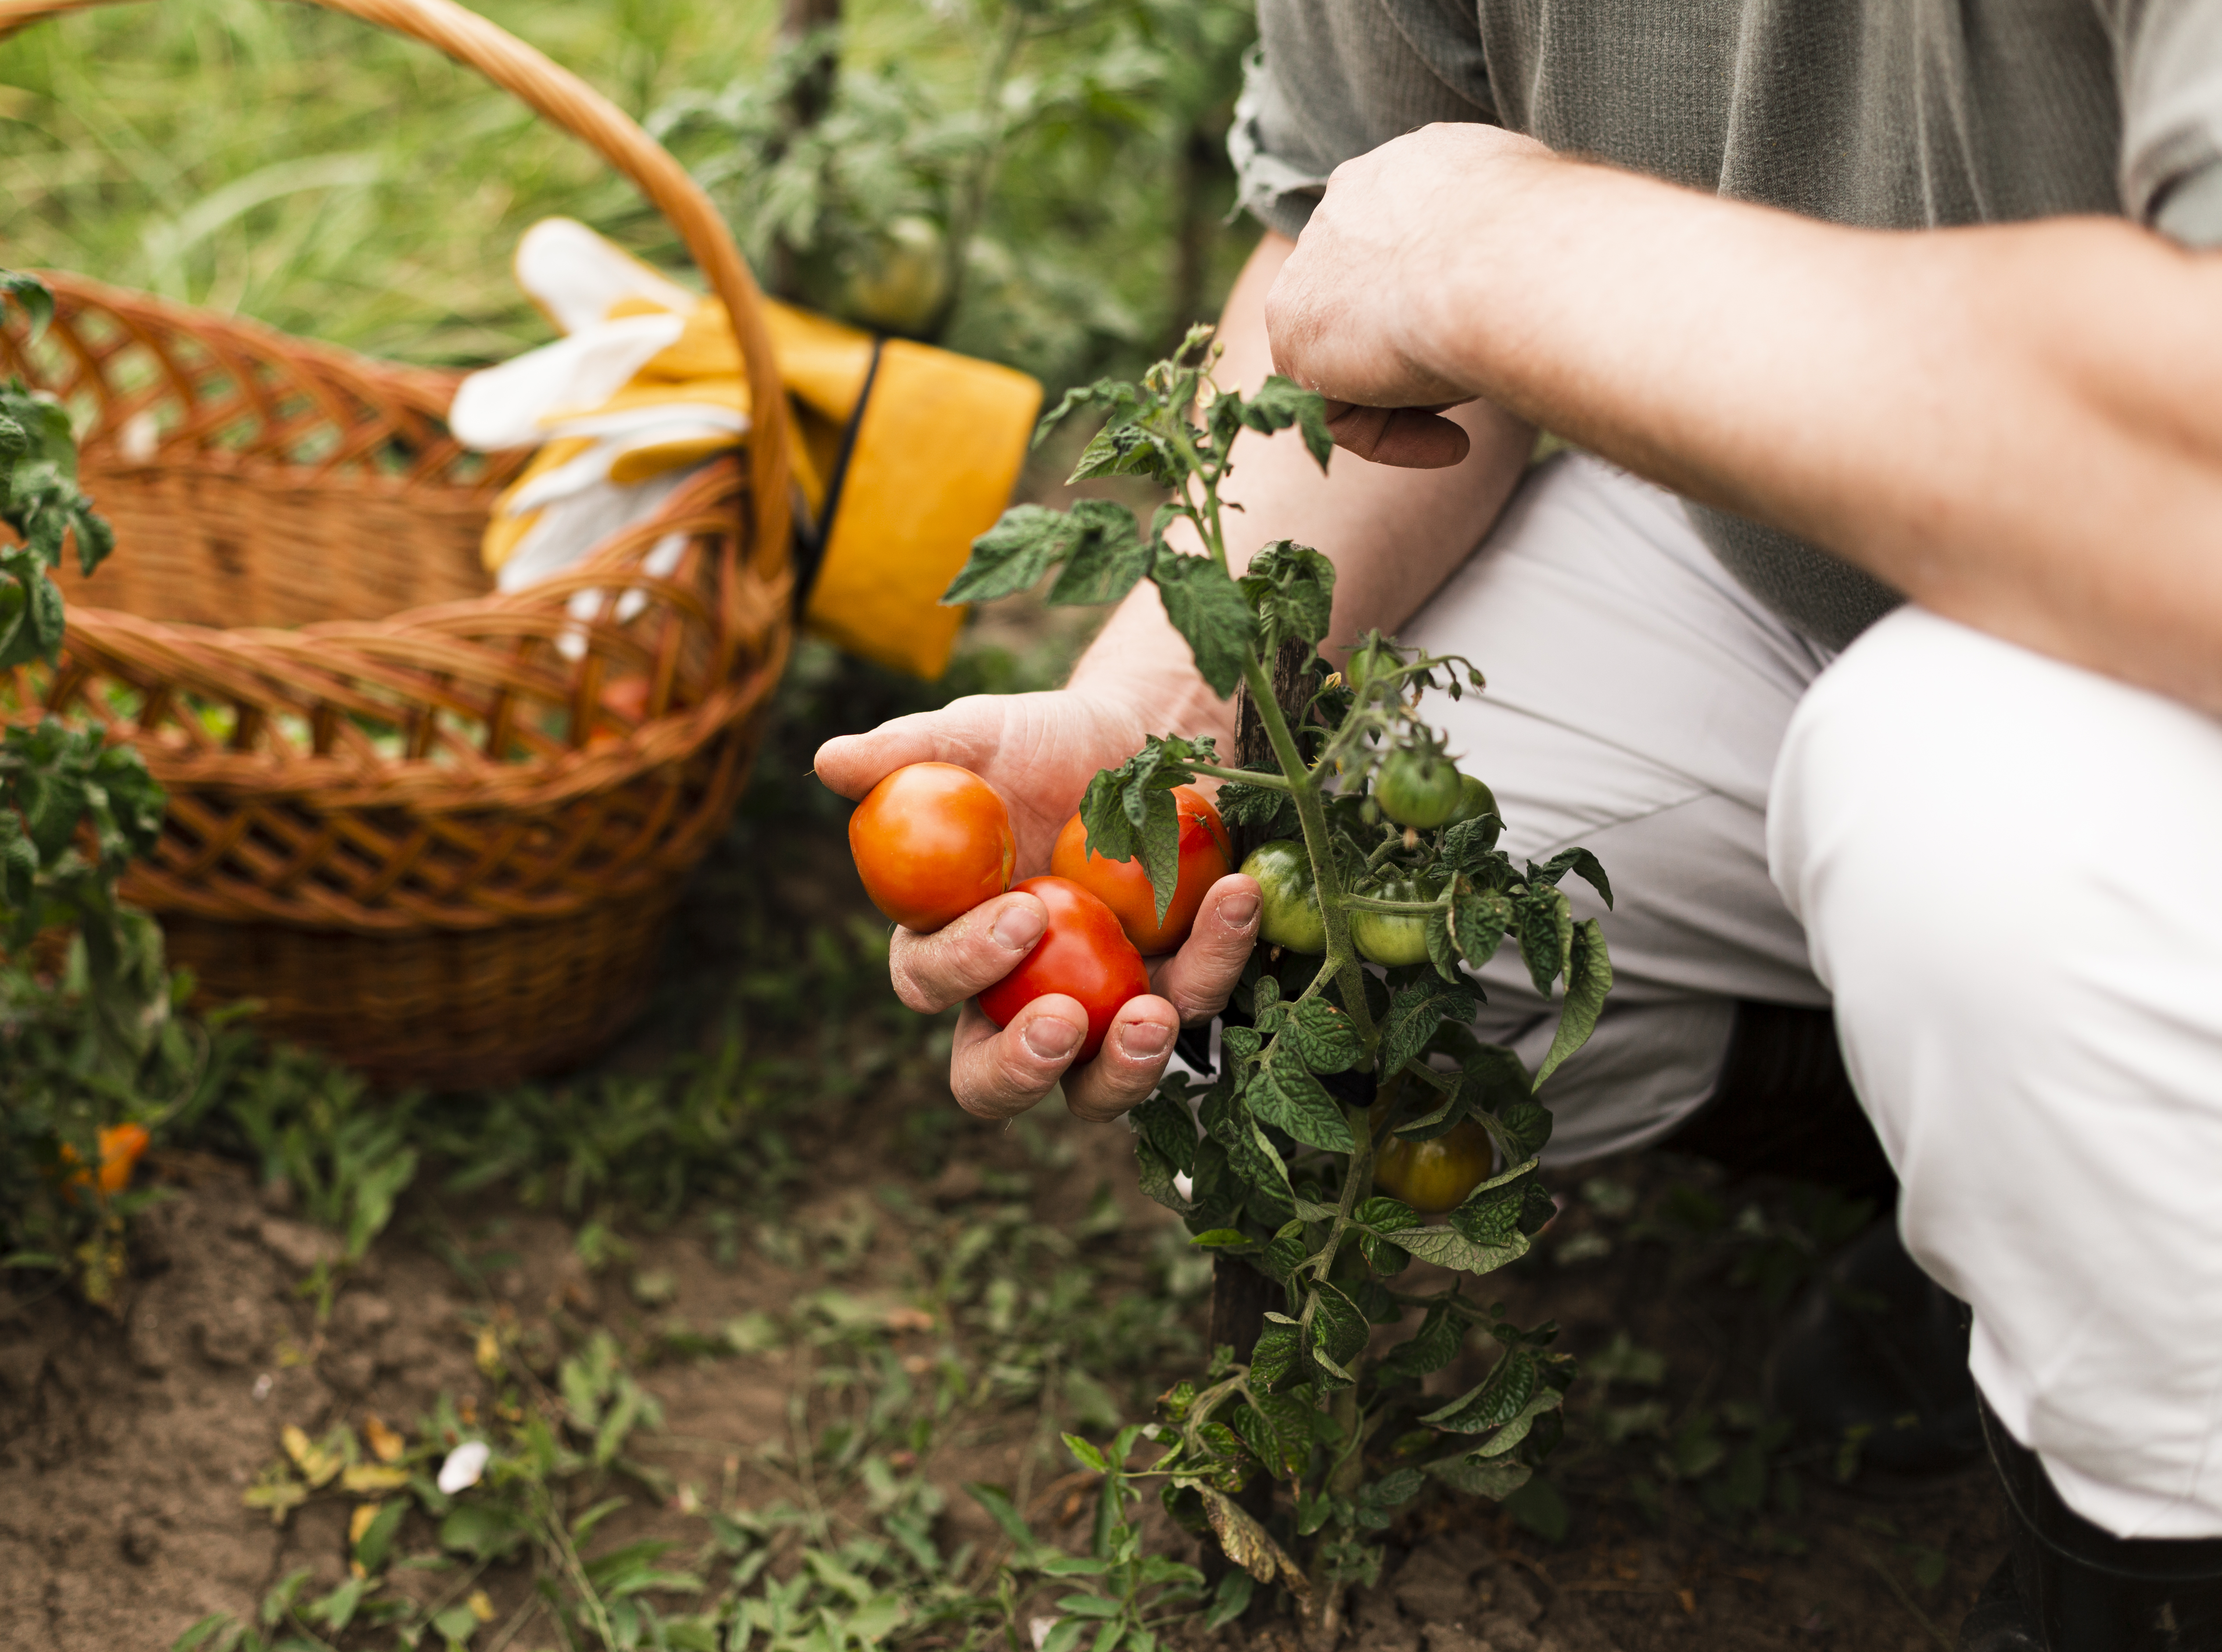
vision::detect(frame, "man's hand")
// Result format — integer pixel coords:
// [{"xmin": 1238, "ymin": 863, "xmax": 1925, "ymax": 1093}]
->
[
  {"xmin": 815, "ymin": 689, "xmax": 1258, "ymax": 1123},
  {"xmin": 1266, "ymin": 123, "xmax": 1558, "ymax": 469}
]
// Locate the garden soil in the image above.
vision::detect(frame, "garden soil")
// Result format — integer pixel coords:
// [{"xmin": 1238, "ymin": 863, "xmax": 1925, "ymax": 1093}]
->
[{"xmin": 0, "ymin": 783, "xmax": 2007, "ymax": 1652}]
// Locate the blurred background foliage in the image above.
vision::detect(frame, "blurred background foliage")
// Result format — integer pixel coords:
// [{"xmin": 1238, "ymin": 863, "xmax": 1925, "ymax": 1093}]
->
[{"xmin": 0, "ymin": 0, "xmax": 1258, "ymax": 392}]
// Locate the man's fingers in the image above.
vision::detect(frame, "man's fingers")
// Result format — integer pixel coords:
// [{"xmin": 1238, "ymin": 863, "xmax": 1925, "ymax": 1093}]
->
[
  {"xmin": 1322, "ymin": 402, "xmax": 1472, "ymax": 469},
  {"xmin": 813, "ymin": 706, "xmax": 998, "ymax": 800},
  {"xmin": 950, "ymin": 996, "xmax": 1089, "ymax": 1121},
  {"xmin": 888, "ymin": 892, "xmax": 1046, "ymax": 1012},
  {"xmin": 1064, "ymin": 996, "xmax": 1183, "ymax": 1123},
  {"xmin": 1150, "ymin": 874, "xmax": 1262, "ymax": 1022}
]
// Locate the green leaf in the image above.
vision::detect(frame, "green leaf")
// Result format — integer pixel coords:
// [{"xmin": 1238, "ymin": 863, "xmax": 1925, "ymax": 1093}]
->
[
  {"xmin": 965, "ymin": 1483, "xmax": 1036, "ymax": 1550},
  {"xmin": 1287, "ymin": 998, "xmax": 1366, "ymax": 1074},
  {"xmin": 1150, "ymin": 550, "xmax": 1257, "ymax": 698},
  {"xmin": 1536, "ymin": 919, "xmax": 1612, "ymax": 1086},
  {"xmin": 943, "ymin": 504, "xmax": 1080, "ymax": 604},
  {"xmin": 1419, "ymin": 1346, "xmax": 1541, "ymax": 1434},
  {"xmin": 1246, "ymin": 1062, "xmax": 1355, "ymax": 1152},
  {"xmin": 1381, "ymin": 981, "xmax": 1481, "ymax": 1079},
  {"xmin": 1441, "ymin": 812, "xmax": 1505, "ymax": 867},
  {"xmin": 1529, "ymin": 846, "xmax": 1613, "ymax": 908},
  {"xmin": 1448, "ymin": 888, "xmax": 1511, "ymax": 973},
  {"xmin": 1215, "ymin": 777, "xmax": 1301, "ymax": 840},
  {"xmin": 1490, "ymin": 1099, "xmax": 1554, "ymax": 1162},
  {"xmin": 1131, "ymin": 1091, "xmax": 1198, "ymax": 1175},
  {"xmin": 1203, "ymin": 1570, "xmax": 1254, "ymax": 1632},
  {"xmin": 1447, "ymin": 1158, "xmax": 1545, "ymax": 1250},
  {"xmin": 1462, "ymin": 1384, "xmax": 1564, "ymax": 1461},
  {"xmin": 1376, "ymin": 1303, "xmax": 1465, "ymax": 1381},
  {"xmin": 1045, "ymin": 501, "xmax": 1152, "ymax": 607},
  {"xmin": 1423, "ymin": 1452, "xmax": 1533, "ymax": 1500},
  {"xmin": 1513, "ymin": 884, "xmax": 1574, "ymax": 997},
  {"xmin": 1135, "ymin": 1141, "xmax": 1190, "ymax": 1215},
  {"xmin": 1303, "ymin": 1282, "xmax": 1369, "ymax": 1385},
  {"xmin": 1188, "ymin": 1228, "xmax": 1254, "ymax": 1249},
  {"xmin": 1238, "ymin": 541, "xmax": 1336, "ymax": 654},
  {"xmin": 1063, "ymin": 1433, "xmax": 1110, "ymax": 1474},
  {"xmin": 1392, "ymin": 1222, "xmax": 1530, "ymax": 1277},
  {"xmin": 1238, "ymin": 377, "xmax": 1335, "ymax": 472},
  {"xmin": 0, "ymin": 270, "xmax": 54, "ymax": 337},
  {"xmin": 1069, "ymin": 419, "xmax": 1183, "ymax": 487},
  {"xmin": 1248, "ymin": 1323, "xmax": 1299, "ymax": 1391},
  {"xmin": 1077, "ymin": 736, "xmax": 1217, "ymax": 922}
]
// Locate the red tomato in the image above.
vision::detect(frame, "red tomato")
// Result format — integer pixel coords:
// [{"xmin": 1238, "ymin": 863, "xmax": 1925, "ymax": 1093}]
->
[
  {"xmin": 849, "ymin": 762, "xmax": 1017, "ymax": 932},
  {"xmin": 977, "ymin": 876, "xmax": 1151, "ymax": 1062},
  {"xmin": 1050, "ymin": 787, "xmax": 1232, "ymax": 955}
]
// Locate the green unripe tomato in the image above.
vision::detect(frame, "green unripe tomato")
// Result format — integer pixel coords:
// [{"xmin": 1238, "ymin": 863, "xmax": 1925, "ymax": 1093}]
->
[
  {"xmin": 1374, "ymin": 749, "xmax": 1465, "ymax": 829},
  {"xmin": 1446, "ymin": 773, "xmax": 1498, "ymax": 826},
  {"xmin": 1350, "ymin": 874, "xmax": 1441, "ymax": 967},
  {"xmin": 1240, "ymin": 840, "xmax": 1326, "ymax": 954}
]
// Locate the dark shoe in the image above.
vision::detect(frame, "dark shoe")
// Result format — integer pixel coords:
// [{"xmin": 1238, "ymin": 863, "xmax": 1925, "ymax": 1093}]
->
[
  {"xmin": 1960, "ymin": 1556, "xmax": 2043, "ymax": 1651},
  {"xmin": 1659, "ymin": 1001, "xmax": 1897, "ymax": 1201},
  {"xmin": 1765, "ymin": 1218, "xmax": 1983, "ymax": 1473},
  {"xmin": 1975, "ymin": 1393, "xmax": 2222, "ymax": 1651}
]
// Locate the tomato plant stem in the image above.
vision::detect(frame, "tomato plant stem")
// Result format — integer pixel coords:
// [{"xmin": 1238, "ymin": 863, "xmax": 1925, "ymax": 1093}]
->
[{"xmin": 1240, "ymin": 650, "xmax": 1375, "ymax": 1049}]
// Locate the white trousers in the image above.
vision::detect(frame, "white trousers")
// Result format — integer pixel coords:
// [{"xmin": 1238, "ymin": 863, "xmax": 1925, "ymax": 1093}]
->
[{"xmin": 1400, "ymin": 453, "xmax": 2222, "ymax": 1539}]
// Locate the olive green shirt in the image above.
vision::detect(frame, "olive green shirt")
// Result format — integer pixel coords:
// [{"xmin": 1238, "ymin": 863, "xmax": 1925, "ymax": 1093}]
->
[{"xmin": 1231, "ymin": 0, "xmax": 2222, "ymax": 648}]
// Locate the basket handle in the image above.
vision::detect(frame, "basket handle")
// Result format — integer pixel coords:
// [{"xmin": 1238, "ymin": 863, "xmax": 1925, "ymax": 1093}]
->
[{"xmin": 0, "ymin": 0, "xmax": 792, "ymax": 581}]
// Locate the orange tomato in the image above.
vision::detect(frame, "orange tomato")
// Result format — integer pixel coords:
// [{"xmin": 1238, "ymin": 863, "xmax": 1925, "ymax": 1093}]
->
[
  {"xmin": 58, "ymin": 1122, "xmax": 152, "ymax": 1200},
  {"xmin": 849, "ymin": 762, "xmax": 1017, "ymax": 932},
  {"xmin": 1050, "ymin": 786, "xmax": 1231, "ymax": 955}
]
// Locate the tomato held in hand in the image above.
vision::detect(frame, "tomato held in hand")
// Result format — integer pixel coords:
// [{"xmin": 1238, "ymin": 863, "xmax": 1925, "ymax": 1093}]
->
[
  {"xmin": 977, "ymin": 876, "xmax": 1151, "ymax": 1061},
  {"xmin": 848, "ymin": 762, "xmax": 1016, "ymax": 932},
  {"xmin": 1051, "ymin": 786, "xmax": 1231, "ymax": 955},
  {"xmin": 1374, "ymin": 749, "xmax": 1465, "ymax": 830},
  {"xmin": 1241, "ymin": 840, "xmax": 1326, "ymax": 955},
  {"xmin": 1371, "ymin": 1110, "xmax": 1494, "ymax": 1213}
]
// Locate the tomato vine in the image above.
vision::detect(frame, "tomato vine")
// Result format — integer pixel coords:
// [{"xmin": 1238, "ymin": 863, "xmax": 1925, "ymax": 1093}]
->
[{"xmin": 946, "ymin": 329, "xmax": 1616, "ymax": 1645}]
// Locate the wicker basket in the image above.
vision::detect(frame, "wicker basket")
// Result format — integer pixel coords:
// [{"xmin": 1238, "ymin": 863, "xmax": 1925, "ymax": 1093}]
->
[{"xmin": 0, "ymin": 0, "xmax": 795, "ymax": 1087}]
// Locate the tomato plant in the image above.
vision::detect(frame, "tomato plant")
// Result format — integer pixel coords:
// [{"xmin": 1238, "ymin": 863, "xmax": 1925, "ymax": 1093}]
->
[
  {"xmin": 976, "ymin": 874, "xmax": 1150, "ymax": 1060},
  {"xmin": 1240, "ymin": 839, "xmax": 1325, "ymax": 955},
  {"xmin": 1054, "ymin": 785, "xmax": 1230, "ymax": 954},
  {"xmin": 946, "ymin": 329, "xmax": 1617, "ymax": 1647},
  {"xmin": 0, "ymin": 269, "xmax": 177, "ymax": 1309},
  {"xmin": 848, "ymin": 761, "xmax": 1016, "ymax": 931}
]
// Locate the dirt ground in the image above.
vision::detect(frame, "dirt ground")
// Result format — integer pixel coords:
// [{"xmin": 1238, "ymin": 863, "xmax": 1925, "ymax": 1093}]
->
[
  {"xmin": 0, "ymin": 1064, "xmax": 2004, "ymax": 1651},
  {"xmin": 0, "ymin": 685, "xmax": 2006, "ymax": 1651}
]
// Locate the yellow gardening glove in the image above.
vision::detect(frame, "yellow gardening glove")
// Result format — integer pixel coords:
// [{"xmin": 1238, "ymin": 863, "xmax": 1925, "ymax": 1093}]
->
[{"xmin": 449, "ymin": 218, "xmax": 1041, "ymax": 679}]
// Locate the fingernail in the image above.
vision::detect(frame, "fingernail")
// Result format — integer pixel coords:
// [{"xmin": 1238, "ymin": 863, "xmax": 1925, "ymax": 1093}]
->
[
  {"xmin": 992, "ymin": 902, "xmax": 1046, "ymax": 951},
  {"xmin": 1220, "ymin": 893, "xmax": 1260, "ymax": 928},
  {"xmin": 1120, "ymin": 1022, "xmax": 1172, "ymax": 1059},
  {"xmin": 1023, "ymin": 1017, "xmax": 1081, "ymax": 1061}
]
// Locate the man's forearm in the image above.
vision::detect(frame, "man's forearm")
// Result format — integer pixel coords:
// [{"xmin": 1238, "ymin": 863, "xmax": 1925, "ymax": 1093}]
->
[
  {"xmin": 1068, "ymin": 231, "xmax": 1534, "ymax": 729},
  {"xmin": 1311, "ymin": 136, "xmax": 2222, "ymax": 712}
]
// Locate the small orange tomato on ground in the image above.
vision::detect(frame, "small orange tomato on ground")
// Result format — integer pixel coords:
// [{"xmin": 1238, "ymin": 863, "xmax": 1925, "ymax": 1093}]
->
[
  {"xmin": 1050, "ymin": 786, "xmax": 1231, "ymax": 955},
  {"xmin": 976, "ymin": 875, "xmax": 1151, "ymax": 1062},
  {"xmin": 848, "ymin": 762, "xmax": 1017, "ymax": 932},
  {"xmin": 58, "ymin": 1122, "xmax": 152, "ymax": 1200},
  {"xmin": 1371, "ymin": 1112, "xmax": 1493, "ymax": 1213}
]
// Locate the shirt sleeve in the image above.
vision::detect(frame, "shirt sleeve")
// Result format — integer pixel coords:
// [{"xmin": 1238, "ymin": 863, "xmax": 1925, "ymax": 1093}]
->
[
  {"xmin": 1229, "ymin": 0, "xmax": 1497, "ymax": 239},
  {"xmin": 2109, "ymin": 0, "xmax": 2222, "ymax": 245}
]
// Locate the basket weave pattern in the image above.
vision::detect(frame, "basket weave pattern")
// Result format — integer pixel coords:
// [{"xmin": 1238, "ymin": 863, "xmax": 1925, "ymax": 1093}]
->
[{"xmin": 0, "ymin": 0, "xmax": 794, "ymax": 1086}]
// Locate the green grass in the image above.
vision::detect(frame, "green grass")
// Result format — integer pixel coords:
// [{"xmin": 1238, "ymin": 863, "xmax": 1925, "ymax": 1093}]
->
[{"xmin": 0, "ymin": 0, "xmax": 1256, "ymax": 385}]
